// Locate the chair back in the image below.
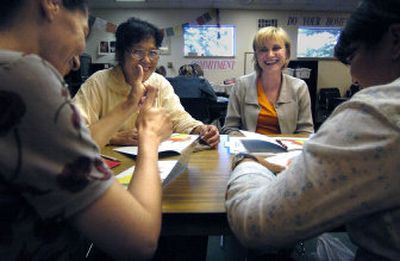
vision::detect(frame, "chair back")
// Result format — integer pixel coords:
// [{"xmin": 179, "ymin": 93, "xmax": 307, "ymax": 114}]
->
[
  {"xmin": 179, "ymin": 97, "xmax": 212, "ymax": 124},
  {"xmin": 319, "ymin": 88, "xmax": 341, "ymax": 111}
]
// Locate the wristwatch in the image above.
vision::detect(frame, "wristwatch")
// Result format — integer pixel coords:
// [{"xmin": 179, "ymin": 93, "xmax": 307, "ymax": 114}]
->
[{"xmin": 231, "ymin": 152, "xmax": 260, "ymax": 171}]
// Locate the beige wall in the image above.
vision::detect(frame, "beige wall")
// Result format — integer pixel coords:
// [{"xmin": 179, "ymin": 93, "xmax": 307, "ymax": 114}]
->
[
  {"xmin": 87, "ymin": 8, "xmax": 352, "ymax": 96},
  {"xmin": 318, "ymin": 61, "xmax": 352, "ymax": 96}
]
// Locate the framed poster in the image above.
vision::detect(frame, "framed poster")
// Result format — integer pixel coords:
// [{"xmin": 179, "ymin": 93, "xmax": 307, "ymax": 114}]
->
[
  {"xmin": 297, "ymin": 26, "xmax": 342, "ymax": 59},
  {"xmin": 183, "ymin": 25, "xmax": 236, "ymax": 58}
]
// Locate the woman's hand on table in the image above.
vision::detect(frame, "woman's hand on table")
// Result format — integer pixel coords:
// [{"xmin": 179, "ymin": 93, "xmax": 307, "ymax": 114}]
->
[
  {"xmin": 192, "ymin": 124, "xmax": 220, "ymax": 148},
  {"xmin": 109, "ymin": 129, "xmax": 138, "ymax": 146}
]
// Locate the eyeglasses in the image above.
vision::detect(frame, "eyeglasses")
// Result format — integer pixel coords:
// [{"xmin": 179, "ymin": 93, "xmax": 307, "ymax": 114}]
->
[{"xmin": 129, "ymin": 49, "xmax": 159, "ymax": 60}]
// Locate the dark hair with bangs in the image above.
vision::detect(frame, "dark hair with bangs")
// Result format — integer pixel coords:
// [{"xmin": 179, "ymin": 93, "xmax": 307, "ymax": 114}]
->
[
  {"xmin": 335, "ymin": 0, "xmax": 400, "ymax": 65},
  {"xmin": 115, "ymin": 17, "xmax": 164, "ymax": 64}
]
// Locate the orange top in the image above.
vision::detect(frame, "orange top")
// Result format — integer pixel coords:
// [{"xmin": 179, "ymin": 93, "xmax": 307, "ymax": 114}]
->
[{"xmin": 255, "ymin": 79, "xmax": 281, "ymax": 135}]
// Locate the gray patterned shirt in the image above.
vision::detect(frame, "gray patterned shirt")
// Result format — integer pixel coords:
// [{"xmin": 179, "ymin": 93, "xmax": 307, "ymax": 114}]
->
[{"xmin": 0, "ymin": 51, "xmax": 114, "ymax": 260}]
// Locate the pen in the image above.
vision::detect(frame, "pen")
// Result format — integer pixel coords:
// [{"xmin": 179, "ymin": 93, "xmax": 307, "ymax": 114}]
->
[
  {"xmin": 100, "ymin": 154, "xmax": 119, "ymax": 161},
  {"xmin": 275, "ymin": 139, "xmax": 288, "ymax": 150}
]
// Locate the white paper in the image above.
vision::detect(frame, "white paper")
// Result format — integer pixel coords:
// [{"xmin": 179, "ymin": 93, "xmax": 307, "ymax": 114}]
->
[
  {"xmin": 265, "ymin": 150, "xmax": 302, "ymax": 168},
  {"xmin": 227, "ymin": 132, "xmax": 283, "ymax": 155},
  {"xmin": 113, "ymin": 133, "xmax": 199, "ymax": 156},
  {"xmin": 227, "ymin": 131, "xmax": 308, "ymax": 155},
  {"xmin": 273, "ymin": 136, "xmax": 309, "ymax": 151},
  {"xmin": 116, "ymin": 160, "xmax": 178, "ymax": 184}
]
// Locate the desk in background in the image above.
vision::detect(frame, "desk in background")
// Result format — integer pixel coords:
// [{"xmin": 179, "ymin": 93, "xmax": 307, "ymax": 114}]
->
[
  {"xmin": 211, "ymin": 83, "xmax": 234, "ymax": 97},
  {"xmin": 211, "ymin": 97, "xmax": 228, "ymax": 127}
]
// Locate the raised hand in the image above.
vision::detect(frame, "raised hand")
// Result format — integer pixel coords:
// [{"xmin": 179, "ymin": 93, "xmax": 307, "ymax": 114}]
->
[
  {"xmin": 138, "ymin": 85, "xmax": 158, "ymax": 110},
  {"xmin": 123, "ymin": 63, "xmax": 146, "ymax": 106}
]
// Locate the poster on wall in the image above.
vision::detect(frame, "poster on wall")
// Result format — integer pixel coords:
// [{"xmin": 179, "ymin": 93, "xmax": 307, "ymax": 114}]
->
[
  {"xmin": 109, "ymin": 41, "xmax": 116, "ymax": 53},
  {"xmin": 297, "ymin": 26, "xmax": 342, "ymax": 58},
  {"xmin": 183, "ymin": 25, "xmax": 236, "ymax": 58},
  {"xmin": 159, "ymin": 37, "xmax": 170, "ymax": 55},
  {"xmin": 258, "ymin": 19, "xmax": 278, "ymax": 28},
  {"xmin": 98, "ymin": 40, "xmax": 116, "ymax": 55},
  {"xmin": 98, "ymin": 41, "xmax": 109, "ymax": 55}
]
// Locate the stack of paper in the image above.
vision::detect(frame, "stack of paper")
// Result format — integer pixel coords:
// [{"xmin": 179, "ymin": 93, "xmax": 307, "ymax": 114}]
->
[
  {"xmin": 113, "ymin": 133, "xmax": 199, "ymax": 157},
  {"xmin": 115, "ymin": 134, "xmax": 198, "ymax": 187},
  {"xmin": 116, "ymin": 160, "xmax": 179, "ymax": 186},
  {"xmin": 226, "ymin": 131, "xmax": 308, "ymax": 156}
]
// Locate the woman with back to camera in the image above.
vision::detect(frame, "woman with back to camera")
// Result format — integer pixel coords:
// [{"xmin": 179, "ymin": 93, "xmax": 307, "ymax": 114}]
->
[
  {"xmin": 226, "ymin": 0, "xmax": 400, "ymax": 259},
  {"xmin": 0, "ymin": 0, "xmax": 172, "ymax": 260},
  {"xmin": 73, "ymin": 17, "xmax": 219, "ymax": 148},
  {"xmin": 221, "ymin": 26, "xmax": 314, "ymax": 136},
  {"xmin": 169, "ymin": 63, "xmax": 218, "ymax": 102}
]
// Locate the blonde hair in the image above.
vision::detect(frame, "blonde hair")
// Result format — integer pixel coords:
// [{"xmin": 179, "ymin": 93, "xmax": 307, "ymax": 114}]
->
[{"xmin": 252, "ymin": 26, "xmax": 291, "ymax": 75}]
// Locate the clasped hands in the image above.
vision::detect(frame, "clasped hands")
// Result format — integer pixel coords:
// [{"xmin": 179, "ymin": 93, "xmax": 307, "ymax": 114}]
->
[
  {"xmin": 109, "ymin": 64, "xmax": 172, "ymax": 145},
  {"xmin": 109, "ymin": 63, "xmax": 220, "ymax": 148},
  {"xmin": 110, "ymin": 124, "xmax": 220, "ymax": 148}
]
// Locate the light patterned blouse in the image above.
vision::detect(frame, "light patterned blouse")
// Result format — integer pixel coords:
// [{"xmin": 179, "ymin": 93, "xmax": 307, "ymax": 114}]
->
[
  {"xmin": 73, "ymin": 65, "xmax": 202, "ymax": 134},
  {"xmin": 226, "ymin": 78, "xmax": 400, "ymax": 260}
]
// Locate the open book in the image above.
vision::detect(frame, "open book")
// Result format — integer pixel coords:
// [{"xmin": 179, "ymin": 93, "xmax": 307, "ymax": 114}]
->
[
  {"xmin": 115, "ymin": 133, "xmax": 198, "ymax": 186},
  {"xmin": 114, "ymin": 133, "xmax": 199, "ymax": 157}
]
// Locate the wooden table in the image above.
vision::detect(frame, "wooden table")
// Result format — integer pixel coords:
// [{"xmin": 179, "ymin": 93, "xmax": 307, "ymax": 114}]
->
[{"xmin": 102, "ymin": 135, "xmax": 232, "ymax": 236}]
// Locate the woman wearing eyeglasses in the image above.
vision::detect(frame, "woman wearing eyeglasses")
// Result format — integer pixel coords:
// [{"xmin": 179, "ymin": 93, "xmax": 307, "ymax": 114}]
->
[
  {"xmin": 73, "ymin": 17, "xmax": 219, "ymax": 148},
  {"xmin": 221, "ymin": 26, "xmax": 314, "ymax": 136}
]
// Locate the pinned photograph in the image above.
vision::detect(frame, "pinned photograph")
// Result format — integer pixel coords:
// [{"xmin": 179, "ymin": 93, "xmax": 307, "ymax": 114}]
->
[
  {"xmin": 109, "ymin": 41, "xmax": 116, "ymax": 53},
  {"xmin": 98, "ymin": 41, "xmax": 109, "ymax": 54}
]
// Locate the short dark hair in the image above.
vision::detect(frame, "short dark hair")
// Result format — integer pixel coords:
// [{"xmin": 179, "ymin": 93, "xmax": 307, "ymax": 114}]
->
[
  {"xmin": 155, "ymin": 65, "xmax": 167, "ymax": 77},
  {"xmin": 0, "ymin": 0, "xmax": 25, "ymax": 28},
  {"xmin": 115, "ymin": 17, "xmax": 164, "ymax": 64},
  {"xmin": 62, "ymin": 0, "xmax": 89, "ymax": 13},
  {"xmin": 191, "ymin": 63, "xmax": 204, "ymax": 77},
  {"xmin": 335, "ymin": 0, "xmax": 400, "ymax": 64},
  {"xmin": 0, "ymin": 0, "xmax": 88, "ymax": 29}
]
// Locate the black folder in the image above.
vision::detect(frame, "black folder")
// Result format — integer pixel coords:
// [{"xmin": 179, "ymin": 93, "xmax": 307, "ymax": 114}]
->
[{"xmin": 241, "ymin": 139, "xmax": 287, "ymax": 153}]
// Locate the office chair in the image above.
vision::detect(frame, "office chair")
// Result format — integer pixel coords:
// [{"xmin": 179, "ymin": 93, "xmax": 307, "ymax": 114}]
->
[
  {"xmin": 64, "ymin": 54, "xmax": 92, "ymax": 97},
  {"xmin": 179, "ymin": 97, "xmax": 214, "ymax": 124},
  {"xmin": 317, "ymin": 87, "xmax": 342, "ymax": 124},
  {"xmin": 319, "ymin": 88, "xmax": 341, "ymax": 111}
]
